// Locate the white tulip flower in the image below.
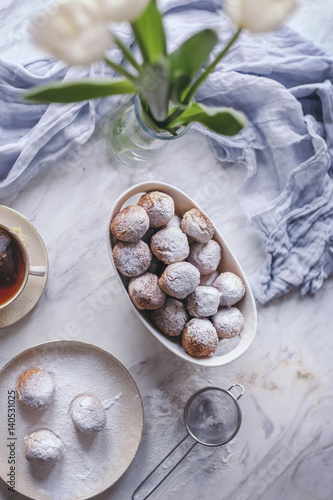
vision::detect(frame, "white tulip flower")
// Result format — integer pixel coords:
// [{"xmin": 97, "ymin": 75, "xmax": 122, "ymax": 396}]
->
[
  {"xmin": 33, "ymin": 0, "xmax": 111, "ymax": 66},
  {"xmin": 98, "ymin": 0, "xmax": 151, "ymax": 23},
  {"xmin": 224, "ymin": 0, "xmax": 297, "ymax": 33}
]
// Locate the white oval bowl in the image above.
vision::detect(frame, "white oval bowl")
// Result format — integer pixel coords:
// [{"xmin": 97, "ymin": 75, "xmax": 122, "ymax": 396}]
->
[{"xmin": 107, "ymin": 182, "xmax": 257, "ymax": 367}]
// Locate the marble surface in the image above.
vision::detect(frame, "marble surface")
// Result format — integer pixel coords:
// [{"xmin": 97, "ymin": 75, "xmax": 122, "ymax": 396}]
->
[{"xmin": 1, "ymin": 1, "xmax": 333, "ymax": 499}]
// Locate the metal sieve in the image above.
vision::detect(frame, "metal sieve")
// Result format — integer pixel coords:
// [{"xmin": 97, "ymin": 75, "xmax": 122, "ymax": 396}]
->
[{"xmin": 133, "ymin": 384, "xmax": 245, "ymax": 500}]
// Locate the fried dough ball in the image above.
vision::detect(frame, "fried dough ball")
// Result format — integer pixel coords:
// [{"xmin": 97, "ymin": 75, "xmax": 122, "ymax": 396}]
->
[{"xmin": 182, "ymin": 319, "xmax": 218, "ymax": 357}]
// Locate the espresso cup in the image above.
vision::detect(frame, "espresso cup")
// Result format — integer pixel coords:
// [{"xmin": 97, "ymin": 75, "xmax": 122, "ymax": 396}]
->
[{"xmin": 0, "ymin": 224, "xmax": 46, "ymax": 310}]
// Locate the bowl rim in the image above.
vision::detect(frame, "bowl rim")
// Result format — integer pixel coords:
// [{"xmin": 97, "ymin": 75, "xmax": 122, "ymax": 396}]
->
[{"xmin": 107, "ymin": 181, "xmax": 257, "ymax": 367}]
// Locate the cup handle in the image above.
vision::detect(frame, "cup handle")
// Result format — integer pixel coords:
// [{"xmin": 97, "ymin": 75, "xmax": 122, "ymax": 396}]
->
[{"xmin": 29, "ymin": 266, "xmax": 47, "ymax": 277}]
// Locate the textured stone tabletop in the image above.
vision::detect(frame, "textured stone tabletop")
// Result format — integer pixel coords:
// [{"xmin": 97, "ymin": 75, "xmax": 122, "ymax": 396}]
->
[{"xmin": 1, "ymin": 1, "xmax": 333, "ymax": 499}]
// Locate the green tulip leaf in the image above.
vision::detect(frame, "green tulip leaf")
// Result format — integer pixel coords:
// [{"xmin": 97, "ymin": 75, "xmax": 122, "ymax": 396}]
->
[
  {"xmin": 170, "ymin": 71, "xmax": 192, "ymax": 104},
  {"xmin": 169, "ymin": 29, "xmax": 218, "ymax": 80},
  {"xmin": 169, "ymin": 102, "xmax": 247, "ymax": 136},
  {"xmin": 131, "ymin": 0, "xmax": 167, "ymax": 64},
  {"xmin": 24, "ymin": 78, "xmax": 135, "ymax": 103},
  {"xmin": 114, "ymin": 36, "xmax": 141, "ymax": 72}
]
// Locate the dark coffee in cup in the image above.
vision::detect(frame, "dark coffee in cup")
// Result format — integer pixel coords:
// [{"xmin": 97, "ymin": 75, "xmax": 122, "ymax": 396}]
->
[{"xmin": 0, "ymin": 228, "xmax": 26, "ymax": 307}]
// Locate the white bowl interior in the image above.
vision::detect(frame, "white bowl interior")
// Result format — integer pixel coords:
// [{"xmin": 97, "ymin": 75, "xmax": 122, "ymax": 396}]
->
[{"xmin": 107, "ymin": 182, "xmax": 257, "ymax": 367}]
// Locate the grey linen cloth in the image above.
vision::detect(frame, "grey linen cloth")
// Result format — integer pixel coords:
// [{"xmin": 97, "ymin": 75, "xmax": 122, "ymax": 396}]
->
[{"xmin": 0, "ymin": 0, "xmax": 333, "ymax": 303}]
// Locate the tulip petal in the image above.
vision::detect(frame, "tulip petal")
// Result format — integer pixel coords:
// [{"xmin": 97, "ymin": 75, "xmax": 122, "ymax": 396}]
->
[
  {"xmin": 33, "ymin": 0, "xmax": 111, "ymax": 66},
  {"xmin": 98, "ymin": 0, "xmax": 151, "ymax": 23},
  {"xmin": 224, "ymin": 0, "xmax": 298, "ymax": 33}
]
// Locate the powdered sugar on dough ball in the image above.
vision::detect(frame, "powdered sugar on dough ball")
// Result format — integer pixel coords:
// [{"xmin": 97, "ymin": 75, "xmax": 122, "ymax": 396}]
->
[
  {"xmin": 16, "ymin": 369, "xmax": 55, "ymax": 410},
  {"xmin": 182, "ymin": 318, "xmax": 218, "ymax": 357},
  {"xmin": 70, "ymin": 394, "xmax": 107, "ymax": 434},
  {"xmin": 165, "ymin": 214, "xmax": 182, "ymax": 229},
  {"xmin": 151, "ymin": 298, "xmax": 189, "ymax": 336},
  {"xmin": 110, "ymin": 205, "xmax": 149, "ymax": 242},
  {"xmin": 150, "ymin": 227, "xmax": 189, "ymax": 265},
  {"xmin": 212, "ymin": 307, "xmax": 244, "ymax": 339},
  {"xmin": 128, "ymin": 273, "xmax": 166, "ymax": 310},
  {"xmin": 188, "ymin": 240, "xmax": 222, "ymax": 276},
  {"xmin": 181, "ymin": 208, "xmax": 215, "ymax": 243},
  {"xmin": 158, "ymin": 262, "xmax": 200, "ymax": 299},
  {"xmin": 213, "ymin": 272, "xmax": 245, "ymax": 306},
  {"xmin": 113, "ymin": 240, "xmax": 152, "ymax": 277},
  {"xmin": 185, "ymin": 286, "xmax": 220, "ymax": 318},
  {"xmin": 25, "ymin": 430, "xmax": 64, "ymax": 466},
  {"xmin": 200, "ymin": 270, "xmax": 219, "ymax": 287},
  {"xmin": 137, "ymin": 191, "xmax": 175, "ymax": 228}
]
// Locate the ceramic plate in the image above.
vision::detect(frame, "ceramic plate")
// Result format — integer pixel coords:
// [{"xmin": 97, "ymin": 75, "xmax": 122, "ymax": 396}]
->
[
  {"xmin": 107, "ymin": 182, "xmax": 257, "ymax": 367},
  {"xmin": 0, "ymin": 340, "xmax": 143, "ymax": 500}
]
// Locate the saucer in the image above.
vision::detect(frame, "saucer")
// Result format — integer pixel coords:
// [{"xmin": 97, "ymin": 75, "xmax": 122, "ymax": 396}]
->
[{"xmin": 0, "ymin": 205, "xmax": 48, "ymax": 329}]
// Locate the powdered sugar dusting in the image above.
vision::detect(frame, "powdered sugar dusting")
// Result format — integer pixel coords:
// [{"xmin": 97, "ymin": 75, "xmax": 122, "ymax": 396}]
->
[
  {"xmin": 185, "ymin": 286, "xmax": 220, "ymax": 318},
  {"xmin": 70, "ymin": 394, "xmax": 107, "ymax": 434},
  {"xmin": 25, "ymin": 430, "xmax": 64, "ymax": 466},
  {"xmin": 113, "ymin": 240, "xmax": 152, "ymax": 277},
  {"xmin": 0, "ymin": 342, "xmax": 143, "ymax": 500},
  {"xmin": 150, "ymin": 298, "xmax": 189, "ymax": 337},
  {"xmin": 188, "ymin": 240, "xmax": 222, "ymax": 276},
  {"xmin": 213, "ymin": 272, "xmax": 245, "ymax": 307},
  {"xmin": 212, "ymin": 307, "xmax": 244, "ymax": 339},
  {"xmin": 200, "ymin": 270, "xmax": 219, "ymax": 287},
  {"xmin": 137, "ymin": 191, "xmax": 175, "ymax": 228},
  {"xmin": 158, "ymin": 262, "xmax": 200, "ymax": 299},
  {"xmin": 165, "ymin": 214, "xmax": 182, "ymax": 229},
  {"xmin": 182, "ymin": 319, "xmax": 218, "ymax": 357},
  {"xmin": 16, "ymin": 369, "xmax": 55, "ymax": 410},
  {"xmin": 151, "ymin": 227, "xmax": 189, "ymax": 265},
  {"xmin": 128, "ymin": 273, "xmax": 165, "ymax": 310},
  {"xmin": 103, "ymin": 392, "xmax": 122, "ymax": 409},
  {"xmin": 181, "ymin": 209, "xmax": 215, "ymax": 244},
  {"xmin": 110, "ymin": 205, "xmax": 149, "ymax": 243}
]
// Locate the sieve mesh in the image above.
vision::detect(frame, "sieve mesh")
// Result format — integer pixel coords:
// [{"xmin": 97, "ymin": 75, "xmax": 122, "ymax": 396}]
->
[{"xmin": 185, "ymin": 387, "xmax": 242, "ymax": 446}]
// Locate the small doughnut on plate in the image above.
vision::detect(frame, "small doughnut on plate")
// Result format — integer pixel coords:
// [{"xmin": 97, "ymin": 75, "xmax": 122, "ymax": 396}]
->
[{"xmin": 107, "ymin": 181, "xmax": 257, "ymax": 367}]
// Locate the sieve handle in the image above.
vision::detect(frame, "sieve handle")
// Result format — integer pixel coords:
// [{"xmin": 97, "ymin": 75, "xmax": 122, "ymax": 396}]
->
[
  {"xmin": 228, "ymin": 383, "xmax": 245, "ymax": 400},
  {"xmin": 132, "ymin": 433, "xmax": 197, "ymax": 500}
]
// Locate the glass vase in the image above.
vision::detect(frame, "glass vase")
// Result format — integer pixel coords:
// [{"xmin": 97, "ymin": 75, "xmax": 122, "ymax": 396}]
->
[{"xmin": 106, "ymin": 96, "xmax": 189, "ymax": 168}]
